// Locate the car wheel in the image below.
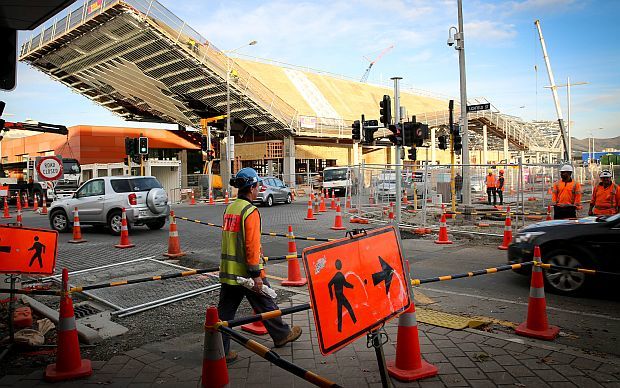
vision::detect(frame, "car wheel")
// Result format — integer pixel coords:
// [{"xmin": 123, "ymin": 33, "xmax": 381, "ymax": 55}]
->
[
  {"xmin": 266, "ymin": 195, "xmax": 273, "ymax": 207},
  {"xmin": 543, "ymin": 249, "xmax": 591, "ymax": 296},
  {"xmin": 50, "ymin": 210, "xmax": 71, "ymax": 233},
  {"xmin": 107, "ymin": 210, "xmax": 123, "ymax": 236},
  {"xmin": 285, "ymin": 193, "xmax": 292, "ymax": 204},
  {"xmin": 147, "ymin": 217, "xmax": 167, "ymax": 230}
]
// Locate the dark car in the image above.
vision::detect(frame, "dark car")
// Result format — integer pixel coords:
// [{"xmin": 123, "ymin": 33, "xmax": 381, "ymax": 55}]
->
[{"xmin": 508, "ymin": 213, "xmax": 620, "ymax": 296}]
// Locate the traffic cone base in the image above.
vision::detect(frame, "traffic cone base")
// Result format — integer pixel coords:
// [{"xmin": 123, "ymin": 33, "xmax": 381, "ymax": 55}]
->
[
  {"xmin": 241, "ymin": 321, "xmax": 269, "ymax": 335},
  {"xmin": 68, "ymin": 239, "xmax": 87, "ymax": 244},
  {"xmin": 387, "ymin": 359, "xmax": 438, "ymax": 382},
  {"xmin": 114, "ymin": 242, "xmax": 135, "ymax": 249},
  {"xmin": 281, "ymin": 278, "xmax": 308, "ymax": 286},
  {"xmin": 45, "ymin": 360, "xmax": 92, "ymax": 382},
  {"xmin": 515, "ymin": 321, "xmax": 559, "ymax": 341}
]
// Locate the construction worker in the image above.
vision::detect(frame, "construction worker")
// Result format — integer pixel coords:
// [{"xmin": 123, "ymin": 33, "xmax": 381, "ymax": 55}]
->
[
  {"xmin": 496, "ymin": 169, "xmax": 505, "ymax": 205},
  {"xmin": 552, "ymin": 164, "xmax": 582, "ymax": 219},
  {"xmin": 486, "ymin": 170, "xmax": 497, "ymax": 205},
  {"xmin": 218, "ymin": 167, "xmax": 301, "ymax": 363},
  {"xmin": 588, "ymin": 170, "xmax": 619, "ymax": 216}
]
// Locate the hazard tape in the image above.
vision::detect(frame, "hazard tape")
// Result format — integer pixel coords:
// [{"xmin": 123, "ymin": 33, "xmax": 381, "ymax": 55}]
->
[
  {"xmin": 174, "ymin": 216, "xmax": 334, "ymax": 242},
  {"xmin": 411, "ymin": 261, "xmax": 534, "ymax": 286},
  {"xmin": 218, "ymin": 325, "xmax": 342, "ymax": 388},
  {"xmin": 535, "ymin": 261, "xmax": 620, "ymax": 276},
  {"xmin": 446, "ymin": 211, "xmax": 548, "ymax": 216},
  {"xmin": 221, "ymin": 303, "xmax": 311, "ymax": 328}
]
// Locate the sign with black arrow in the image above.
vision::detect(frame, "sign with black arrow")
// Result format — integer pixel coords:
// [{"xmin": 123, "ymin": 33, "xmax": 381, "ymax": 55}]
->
[{"xmin": 302, "ymin": 226, "xmax": 410, "ymax": 355}]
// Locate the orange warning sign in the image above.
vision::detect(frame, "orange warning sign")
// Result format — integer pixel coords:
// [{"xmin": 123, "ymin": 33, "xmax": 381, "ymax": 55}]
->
[
  {"xmin": 0, "ymin": 225, "xmax": 58, "ymax": 275},
  {"xmin": 302, "ymin": 226, "xmax": 410, "ymax": 355}
]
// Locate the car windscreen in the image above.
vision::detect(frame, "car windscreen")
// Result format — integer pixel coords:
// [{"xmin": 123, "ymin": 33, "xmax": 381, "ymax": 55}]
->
[
  {"xmin": 323, "ymin": 169, "xmax": 348, "ymax": 182},
  {"xmin": 62, "ymin": 160, "xmax": 81, "ymax": 174},
  {"xmin": 111, "ymin": 178, "xmax": 162, "ymax": 193}
]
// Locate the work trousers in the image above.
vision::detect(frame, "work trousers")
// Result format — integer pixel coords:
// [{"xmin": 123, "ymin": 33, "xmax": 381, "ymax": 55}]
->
[
  {"xmin": 497, "ymin": 189, "xmax": 503, "ymax": 205},
  {"xmin": 553, "ymin": 205, "xmax": 577, "ymax": 220},
  {"xmin": 217, "ymin": 279, "xmax": 290, "ymax": 354},
  {"xmin": 487, "ymin": 188, "xmax": 497, "ymax": 205}
]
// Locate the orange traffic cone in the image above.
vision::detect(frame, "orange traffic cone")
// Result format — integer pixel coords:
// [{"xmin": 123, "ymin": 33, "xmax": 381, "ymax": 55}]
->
[
  {"xmin": 304, "ymin": 199, "xmax": 316, "ymax": 220},
  {"xmin": 15, "ymin": 208, "xmax": 22, "ymax": 227},
  {"xmin": 434, "ymin": 213, "xmax": 452, "ymax": 244},
  {"xmin": 346, "ymin": 194, "xmax": 352, "ymax": 209},
  {"xmin": 330, "ymin": 190, "xmax": 336, "ymax": 210},
  {"xmin": 201, "ymin": 307, "xmax": 229, "ymax": 388},
  {"xmin": 282, "ymin": 225, "xmax": 308, "ymax": 286},
  {"xmin": 16, "ymin": 194, "xmax": 21, "ymax": 212},
  {"xmin": 190, "ymin": 191, "xmax": 196, "ymax": 205},
  {"xmin": 209, "ymin": 189, "xmax": 215, "ymax": 205},
  {"xmin": 3, "ymin": 197, "xmax": 10, "ymax": 219},
  {"xmin": 241, "ymin": 309, "xmax": 268, "ymax": 335},
  {"xmin": 313, "ymin": 194, "xmax": 320, "ymax": 215},
  {"xmin": 164, "ymin": 211, "xmax": 185, "ymax": 258},
  {"xmin": 403, "ymin": 189, "xmax": 409, "ymax": 205},
  {"xmin": 387, "ymin": 299, "xmax": 438, "ymax": 381},
  {"xmin": 45, "ymin": 268, "xmax": 92, "ymax": 382},
  {"xmin": 388, "ymin": 202, "xmax": 395, "ymax": 221},
  {"xmin": 22, "ymin": 192, "xmax": 29, "ymax": 209},
  {"xmin": 498, "ymin": 206, "xmax": 512, "ymax": 250},
  {"xmin": 319, "ymin": 193, "xmax": 327, "ymax": 212},
  {"xmin": 41, "ymin": 194, "xmax": 48, "ymax": 215},
  {"xmin": 546, "ymin": 205, "xmax": 552, "ymax": 221},
  {"xmin": 114, "ymin": 208, "xmax": 135, "ymax": 249},
  {"xmin": 68, "ymin": 208, "xmax": 87, "ymax": 244},
  {"xmin": 515, "ymin": 246, "xmax": 560, "ymax": 341},
  {"xmin": 331, "ymin": 204, "xmax": 346, "ymax": 231},
  {"xmin": 224, "ymin": 190, "xmax": 229, "ymax": 205},
  {"xmin": 33, "ymin": 193, "xmax": 39, "ymax": 212}
]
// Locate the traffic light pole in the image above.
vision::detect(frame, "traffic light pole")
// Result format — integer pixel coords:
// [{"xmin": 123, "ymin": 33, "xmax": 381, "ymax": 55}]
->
[
  {"xmin": 449, "ymin": 100, "xmax": 456, "ymax": 212},
  {"xmin": 457, "ymin": 0, "xmax": 471, "ymax": 206},
  {"xmin": 391, "ymin": 77, "xmax": 402, "ymax": 229}
]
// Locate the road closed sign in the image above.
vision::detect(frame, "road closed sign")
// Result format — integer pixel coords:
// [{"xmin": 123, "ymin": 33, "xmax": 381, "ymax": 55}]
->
[
  {"xmin": 302, "ymin": 226, "xmax": 410, "ymax": 355},
  {"xmin": 35, "ymin": 156, "xmax": 64, "ymax": 181},
  {"xmin": 0, "ymin": 225, "xmax": 58, "ymax": 275}
]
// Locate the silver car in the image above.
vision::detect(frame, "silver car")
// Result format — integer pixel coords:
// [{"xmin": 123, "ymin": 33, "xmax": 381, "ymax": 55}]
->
[
  {"xmin": 48, "ymin": 176, "xmax": 170, "ymax": 235},
  {"xmin": 254, "ymin": 177, "xmax": 292, "ymax": 207}
]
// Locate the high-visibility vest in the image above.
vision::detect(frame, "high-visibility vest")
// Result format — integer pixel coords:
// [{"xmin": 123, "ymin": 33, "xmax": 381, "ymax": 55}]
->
[
  {"xmin": 486, "ymin": 174, "xmax": 496, "ymax": 188},
  {"xmin": 591, "ymin": 183, "xmax": 618, "ymax": 215},
  {"xmin": 220, "ymin": 199, "xmax": 264, "ymax": 285},
  {"xmin": 553, "ymin": 180, "xmax": 581, "ymax": 205},
  {"xmin": 496, "ymin": 176, "xmax": 505, "ymax": 190}
]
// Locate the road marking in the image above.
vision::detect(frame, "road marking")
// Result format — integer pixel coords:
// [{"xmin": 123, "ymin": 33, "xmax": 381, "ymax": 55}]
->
[{"xmin": 423, "ymin": 287, "xmax": 620, "ymax": 322}]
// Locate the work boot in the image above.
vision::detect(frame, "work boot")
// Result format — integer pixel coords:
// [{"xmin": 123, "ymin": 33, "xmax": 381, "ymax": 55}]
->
[
  {"xmin": 225, "ymin": 350, "xmax": 238, "ymax": 363},
  {"xmin": 274, "ymin": 326, "xmax": 302, "ymax": 348}
]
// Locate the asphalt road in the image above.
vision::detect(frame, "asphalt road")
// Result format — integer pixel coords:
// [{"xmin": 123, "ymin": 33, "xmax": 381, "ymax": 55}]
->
[{"xmin": 5, "ymin": 200, "xmax": 619, "ymax": 358}]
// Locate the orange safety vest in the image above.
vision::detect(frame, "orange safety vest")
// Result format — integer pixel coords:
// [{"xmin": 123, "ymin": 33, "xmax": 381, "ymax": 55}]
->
[
  {"xmin": 496, "ymin": 176, "xmax": 505, "ymax": 190},
  {"xmin": 486, "ymin": 174, "xmax": 496, "ymax": 188},
  {"xmin": 590, "ymin": 183, "xmax": 619, "ymax": 215},
  {"xmin": 552, "ymin": 180, "xmax": 582, "ymax": 206}
]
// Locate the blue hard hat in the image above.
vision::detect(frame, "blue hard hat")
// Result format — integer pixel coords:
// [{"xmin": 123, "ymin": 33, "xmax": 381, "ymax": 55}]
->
[{"xmin": 230, "ymin": 167, "xmax": 262, "ymax": 189}]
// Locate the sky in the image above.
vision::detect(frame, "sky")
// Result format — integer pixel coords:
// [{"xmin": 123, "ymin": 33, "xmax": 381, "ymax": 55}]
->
[{"xmin": 2, "ymin": 0, "xmax": 619, "ymax": 141}]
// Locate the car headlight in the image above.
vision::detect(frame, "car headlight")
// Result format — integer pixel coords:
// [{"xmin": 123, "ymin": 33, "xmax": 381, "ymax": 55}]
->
[{"xmin": 514, "ymin": 231, "xmax": 545, "ymax": 244}]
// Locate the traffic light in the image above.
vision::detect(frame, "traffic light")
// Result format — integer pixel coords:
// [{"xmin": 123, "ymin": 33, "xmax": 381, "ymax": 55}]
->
[
  {"xmin": 123, "ymin": 157, "xmax": 129, "ymax": 166},
  {"xmin": 415, "ymin": 123, "xmax": 429, "ymax": 147},
  {"xmin": 438, "ymin": 135, "xmax": 448, "ymax": 150},
  {"xmin": 131, "ymin": 154, "xmax": 141, "ymax": 164},
  {"xmin": 201, "ymin": 135, "xmax": 209, "ymax": 151},
  {"xmin": 408, "ymin": 147, "xmax": 417, "ymax": 160},
  {"xmin": 402, "ymin": 120, "xmax": 415, "ymax": 147},
  {"xmin": 387, "ymin": 124, "xmax": 402, "ymax": 146},
  {"xmin": 352, "ymin": 120, "xmax": 361, "ymax": 141},
  {"xmin": 138, "ymin": 136, "xmax": 148, "ymax": 155},
  {"xmin": 206, "ymin": 149, "xmax": 215, "ymax": 161},
  {"xmin": 379, "ymin": 95, "xmax": 391, "ymax": 127},
  {"xmin": 125, "ymin": 137, "xmax": 135, "ymax": 156},
  {"xmin": 453, "ymin": 132, "xmax": 462, "ymax": 152}
]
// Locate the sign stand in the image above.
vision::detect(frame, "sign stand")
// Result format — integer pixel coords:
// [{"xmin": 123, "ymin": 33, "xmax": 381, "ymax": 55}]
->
[
  {"xmin": 368, "ymin": 328, "xmax": 392, "ymax": 388},
  {"xmin": 0, "ymin": 275, "xmax": 18, "ymax": 362}
]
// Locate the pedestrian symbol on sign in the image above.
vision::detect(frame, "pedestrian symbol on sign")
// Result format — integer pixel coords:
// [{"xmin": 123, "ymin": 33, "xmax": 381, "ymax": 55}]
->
[{"xmin": 327, "ymin": 259, "xmax": 357, "ymax": 332}]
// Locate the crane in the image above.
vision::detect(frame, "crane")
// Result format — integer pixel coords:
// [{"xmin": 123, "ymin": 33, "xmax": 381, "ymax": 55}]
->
[{"xmin": 360, "ymin": 45, "xmax": 394, "ymax": 83}]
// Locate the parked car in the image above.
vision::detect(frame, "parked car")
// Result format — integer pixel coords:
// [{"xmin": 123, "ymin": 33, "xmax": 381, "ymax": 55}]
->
[
  {"xmin": 508, "ymin": 213, "xmax": 620, "ymax": 296},
  {"xmin": 49, "ymin": 176, "xmax": 170, "ymax": 235},
  {"xmin": 254, "ymin": 177, "xmax": 292, "ymax": 207}
]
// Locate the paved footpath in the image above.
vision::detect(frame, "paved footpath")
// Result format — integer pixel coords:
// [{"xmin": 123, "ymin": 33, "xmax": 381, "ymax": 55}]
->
[{"xmin": 1, "ymin": 288, "xmax": 619, "ymax": 388}]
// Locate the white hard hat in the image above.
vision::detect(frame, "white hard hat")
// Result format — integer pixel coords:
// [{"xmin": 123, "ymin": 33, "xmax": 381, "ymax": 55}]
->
[
  {"xmin": 600, "ymin": 170, "xmax": 612, "ymax": 178},
  {"xmin": 560, "ymin": 164, "xmax": 573, "ymax": 173}
]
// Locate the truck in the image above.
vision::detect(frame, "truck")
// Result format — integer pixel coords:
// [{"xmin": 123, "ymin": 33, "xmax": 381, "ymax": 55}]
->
[
  {"xmin": 321, "ymin": 166, "xmax": 353, "ymax": 197},
  {"xmin": 0, "ymin": 156, "xmax": 82, "ymax": 204}
]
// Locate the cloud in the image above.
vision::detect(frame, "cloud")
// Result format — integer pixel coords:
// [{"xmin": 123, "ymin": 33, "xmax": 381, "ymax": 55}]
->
[
  {"xmin": 509, "ymin": 0, "xmax": 581, "ymax": 13},
  {"xmin": 465, "ymin": 20, "xmax": 517, "ymax": 44}
]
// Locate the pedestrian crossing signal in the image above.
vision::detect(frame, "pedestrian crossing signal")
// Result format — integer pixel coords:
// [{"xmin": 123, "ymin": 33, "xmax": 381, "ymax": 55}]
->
[
  {"xmin": 438, "ymin": 135, "xmax": 448, "ymax": 150},
  {"xmin": 138, "ymin": 137, "xmax": 148, "ymax": 155}
]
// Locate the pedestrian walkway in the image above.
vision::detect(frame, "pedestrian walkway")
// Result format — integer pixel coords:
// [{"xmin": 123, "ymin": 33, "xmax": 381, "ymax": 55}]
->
[{"xmin": 1, "ymin": 290, "xmax": 619, "ymax": 387}]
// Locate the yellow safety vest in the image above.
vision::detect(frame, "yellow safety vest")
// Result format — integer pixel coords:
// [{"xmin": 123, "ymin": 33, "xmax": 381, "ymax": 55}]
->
[{"xmin": 219, "ymin": 199, "xmax": 264, "ymax": 285}]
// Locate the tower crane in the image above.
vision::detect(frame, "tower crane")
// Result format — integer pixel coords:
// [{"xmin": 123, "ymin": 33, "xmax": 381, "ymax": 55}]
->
[{"xmin": 360, "ymin": 45, "xmax": 394, "ymax": 83}]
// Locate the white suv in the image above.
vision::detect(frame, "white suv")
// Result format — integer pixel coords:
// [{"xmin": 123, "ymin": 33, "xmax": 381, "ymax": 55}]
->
[{"xmin": 48, "ymin": 176, "xmax": 170, "ymax": 235}]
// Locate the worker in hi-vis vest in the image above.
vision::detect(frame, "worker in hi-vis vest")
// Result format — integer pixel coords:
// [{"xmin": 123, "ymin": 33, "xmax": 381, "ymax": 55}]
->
[
  {"xmin": 218, "ymin": 167, "xmax": 302, "ymax": 363},
  {"xmin": 496, "ymin": 169, "xmax": 506, "ymax": 206},
  {"xmin": 486, "ymin": 170, "xmax": 497, "ymax": 206},
  {"xmin": 589, "ymin": 169, "xmax": 620, "ymax": 216},
  {"xmin": 552, "ymin": 164, "xmax": 582, "ymax": 219}
]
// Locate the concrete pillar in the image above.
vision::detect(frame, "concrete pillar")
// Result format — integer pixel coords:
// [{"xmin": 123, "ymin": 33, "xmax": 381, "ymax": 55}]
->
[
  {"xmin": 482, "ymin": 125, "xmax": 488, "ymax": 165},
  {"xmin": 220, "ymin": 138, "xmax": 230, "ymax": 191},
  {"xmin": 283, "ymin": 136, "xmax": 295, "ymax": 187},
  {"xmin": 503, "ymin": 137, "xmax": 509, "ymax": 163},
  {"xmin": 352, "ymin": 143, "xmax": 359, "ymax": 166},
  {"xmin": 430, "ymin": 127, "xmax": 436, "ymax": 164},
  {"xmin": 178, "ymin": 150, "xmax": 188, "ymax": 188}
]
